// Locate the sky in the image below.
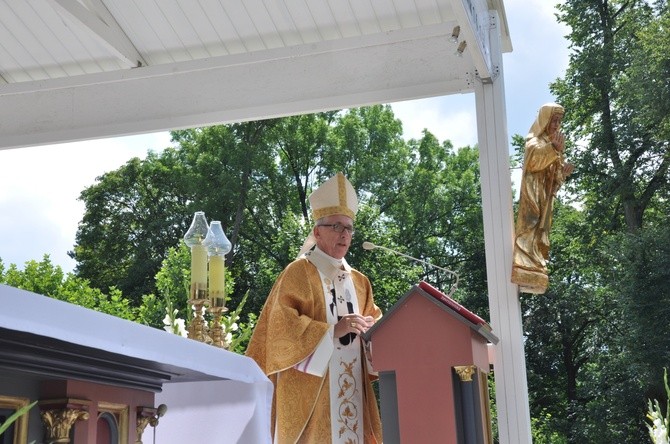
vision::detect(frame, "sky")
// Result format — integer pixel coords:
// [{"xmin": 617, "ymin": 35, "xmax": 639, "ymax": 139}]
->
[{"xmin": 0, "ymin": 0, "xmax": 570, "ymax": 274}]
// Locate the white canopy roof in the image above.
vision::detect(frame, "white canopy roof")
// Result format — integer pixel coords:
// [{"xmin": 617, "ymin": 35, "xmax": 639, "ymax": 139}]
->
[{"xmin": 0, "ymin": 0, "xmax": 510, "ymax": 150}]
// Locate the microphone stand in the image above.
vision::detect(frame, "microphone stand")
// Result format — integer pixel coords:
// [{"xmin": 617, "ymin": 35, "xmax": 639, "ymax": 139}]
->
[{"xmin": 363, "ymin": 241, "xmax": 459, "ymax": 297}]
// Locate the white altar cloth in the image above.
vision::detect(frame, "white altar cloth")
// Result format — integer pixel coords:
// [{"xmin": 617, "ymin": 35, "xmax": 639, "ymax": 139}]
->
[{"xmin": 0, "ymin": 284, "xmax": 273, "ymax": 443}]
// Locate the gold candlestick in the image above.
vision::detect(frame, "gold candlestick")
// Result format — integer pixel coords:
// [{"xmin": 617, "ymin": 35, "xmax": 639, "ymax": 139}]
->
[
  {"xmin": 187, "ymin": 298, "xmax": 212, "ymax": 344},
  {"xmin": 209, "ymin": 306, "xmax": 229, "ymax": 349}
]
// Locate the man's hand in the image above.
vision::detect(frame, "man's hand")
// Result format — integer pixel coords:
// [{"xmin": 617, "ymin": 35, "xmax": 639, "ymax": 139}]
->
[{"xmin": 335, "ymin": 314, "xmax": 375, "ymax": 338}]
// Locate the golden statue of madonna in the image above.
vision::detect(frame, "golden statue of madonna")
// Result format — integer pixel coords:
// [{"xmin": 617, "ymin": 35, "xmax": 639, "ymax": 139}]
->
[{"xmin": 511, "ymin": 103, "xmax": 574, "ymax": 294}]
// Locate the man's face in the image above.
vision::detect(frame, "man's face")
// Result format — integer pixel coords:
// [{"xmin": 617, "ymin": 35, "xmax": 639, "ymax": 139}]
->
[
  {"xmin": 314, "ymin": 215, "xmax": 354, "ymax": 259},
  {"xmin": 547, "ymin": 113, "xmax": 562, "ymax": 135}
]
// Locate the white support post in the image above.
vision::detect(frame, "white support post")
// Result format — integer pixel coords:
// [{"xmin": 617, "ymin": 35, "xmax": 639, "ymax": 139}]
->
[{"xmin": 474, "ymin": 11, "xmax": 532, "ymax": 444}]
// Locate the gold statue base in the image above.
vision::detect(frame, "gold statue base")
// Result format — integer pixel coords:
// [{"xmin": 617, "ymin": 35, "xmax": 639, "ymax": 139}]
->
[{"xmin": 511, "ymin": 266, "xmax": 547, "ymax": 294}]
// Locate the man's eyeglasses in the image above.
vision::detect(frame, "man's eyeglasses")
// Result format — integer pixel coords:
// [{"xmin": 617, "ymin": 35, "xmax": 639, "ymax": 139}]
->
[{"xmin": 317, "ymin": 223, "xmax": 355, "ymax": 235}]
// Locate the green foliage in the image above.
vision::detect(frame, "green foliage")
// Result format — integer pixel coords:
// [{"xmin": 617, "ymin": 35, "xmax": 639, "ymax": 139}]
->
[
  {"xmin": 154, "ymin": 244, "xmax": 191, "ymax": 325},
  {"xmin": 220, "ymin": 291, "xmax": 257, "ymax": 354},
  {"xmin": 531, "ymin": 409, "xmax": 568, "ymax": 444},
  {"xmin": 0, "ymin": 400, "xmax": 37, "ymax": 436},
  {"xmin": 2, "ymin": 255, "xmax": 64, "ymax": 296},
  {"xmin": 350, "ymin": 205, "xmax": 423, "ymax": 311},
  {"xmin": 385, "ymin": 138, "xmax": 488, "ymax": 315},
  {"xmin": 552, "ymin": 0, "xmax": 669, "ymax": 232},
  {"xmin": 150, "ymin": 242, "xmax": 257, "ymax": 351},
  {"xmin": 487, "ymin": 373, "xmax": 499, "ymax": 443},
  {"xmin": 0, "ymin": 256, "xmax": 141, "ymax": 321},
  {"xmin": 71, "ymin": 151, "xmax": 189, "ymax": 303},
  {"xmin": 136, "ymin": 293, "xmax": 164, "ymax": 329},
  {"xmin": 521, "ymin": 203, "xmax": 670, "ymax": 443},
  {"xmin": 620, "ymin": 7, "xmax": 670, "ymax": 145},
  {"xmin": 551, "ymin": 197, "xmax": 670, "ymax": 444},
  {"xmin": 522, "ymin": 203, "xmax": 609, "ymax": 441},
  {"xmin": 608, "ymin": 226, "xmax": 670, "ymax": 395}
]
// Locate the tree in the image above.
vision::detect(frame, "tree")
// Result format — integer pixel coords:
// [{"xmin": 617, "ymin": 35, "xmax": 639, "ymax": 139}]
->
[
  {"xmin": 606, "ymin": 225, "xmax": 670, "ymax": 428},
  {"xmin": 524, "ymin": 2, "xmax": 670, "ymax": 441},
  {"xmin": 619, "ymin": 7, "xmax": 670, "ymax": 151},
  {"xmin": 0, "ymin": 255, "xmax": 141, "ymax": 322},
  {"xmin": 382, "ymin": 132, "xmax": 488, "ymax": 315},
  {"xmin": 552, "ymin": 0, "xmax": 669, "ymax": 232},
  {"xmin": 71, "ymin": 107, "xmax": 490, "ymax": 321},
  {"xmin": 522, "ymin": 203, "xmax": 622, "ymax": 443},
  {"xmin": 72, "ymin": 149, "xmax": 194, "ymax": 303}
]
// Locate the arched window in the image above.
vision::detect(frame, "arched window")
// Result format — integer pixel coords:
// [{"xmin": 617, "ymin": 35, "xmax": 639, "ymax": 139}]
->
[{"xmin": 97, "ymin": 411, "xmax": 119, "ymax": 444}]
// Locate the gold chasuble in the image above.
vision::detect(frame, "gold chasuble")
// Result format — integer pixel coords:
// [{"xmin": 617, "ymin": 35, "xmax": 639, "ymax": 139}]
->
[{"xmin": 246, "ymin": 247, "xmax": 383, "ymax": 443}]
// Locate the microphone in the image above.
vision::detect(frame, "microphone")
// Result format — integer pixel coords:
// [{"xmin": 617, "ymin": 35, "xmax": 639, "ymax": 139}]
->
[
  {"xmin": 362, "ymin": 241, "xmax": 459, "ymax": 297},
  {"xmin": 152, "ymin": 404, "xmax": 168, "ymax": 442},
  {"xmin": 149, "ymin": 404, "xmax": 168, "ymax": 428}
]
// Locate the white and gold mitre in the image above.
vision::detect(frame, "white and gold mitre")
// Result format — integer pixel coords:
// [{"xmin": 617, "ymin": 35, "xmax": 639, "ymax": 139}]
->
[{"xmin": 309, "ymin": 172, "xmax": 358, "ymax": 221}]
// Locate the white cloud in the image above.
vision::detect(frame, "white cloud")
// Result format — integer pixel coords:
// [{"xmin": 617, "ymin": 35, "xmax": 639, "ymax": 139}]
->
[
  {"xmin": 502, "ymin": 0, "xmax": 571, "ymax": 138},
  {"xmin": 391, "ymin": 95, "xmax": 478, "ymax": 148},
  {"xmin": 0, "ymin": 133, "xmax": 172, "ymax": 272}
]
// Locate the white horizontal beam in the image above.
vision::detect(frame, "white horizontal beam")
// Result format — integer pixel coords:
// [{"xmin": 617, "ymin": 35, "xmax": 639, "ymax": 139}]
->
[{"xmin": 0, "ymin": 24, "xmax": 474, "ymax": 150}]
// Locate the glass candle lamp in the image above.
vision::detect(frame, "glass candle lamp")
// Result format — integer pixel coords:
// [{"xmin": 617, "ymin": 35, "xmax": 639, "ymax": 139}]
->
[
  {"xmin": 204, "ymin": 221, "xmax": 232, "ymax": 308},
  {"xmin": 183, "ymin": 211, "xmax": 209, "ymax": 300}
]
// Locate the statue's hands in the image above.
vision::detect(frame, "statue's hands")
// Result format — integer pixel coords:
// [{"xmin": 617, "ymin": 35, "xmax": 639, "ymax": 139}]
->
[
  {"xmin": 563, "ymin": 162, "xmax": 575, "ymax": 176},
  {"xmin": 551, "ymin": 130, "xmax": 566, "ymax": 152}
]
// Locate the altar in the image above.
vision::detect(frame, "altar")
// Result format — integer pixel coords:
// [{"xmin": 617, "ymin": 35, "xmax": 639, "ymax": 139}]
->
[{"xmin": 0, "ymin": 284, "xmax": 272, "ymax": 443}]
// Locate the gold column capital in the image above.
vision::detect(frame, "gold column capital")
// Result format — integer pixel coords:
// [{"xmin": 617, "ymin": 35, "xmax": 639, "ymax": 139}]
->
[
  {"xmin": 39, "ymin": 399, "xmax": 90, "ymax": 444},
  {"xmin": 454, "ymin": 365, "xmax": 478, "ymax": 382}
]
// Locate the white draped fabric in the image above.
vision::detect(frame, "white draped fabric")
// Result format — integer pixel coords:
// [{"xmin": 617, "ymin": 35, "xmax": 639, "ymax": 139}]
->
[{"xmin": 0, "ymin": 284, "xmax": 273, "ymax": 443}]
